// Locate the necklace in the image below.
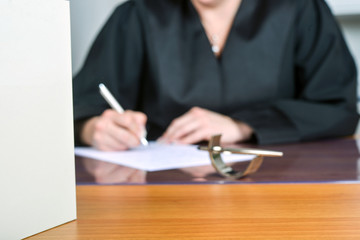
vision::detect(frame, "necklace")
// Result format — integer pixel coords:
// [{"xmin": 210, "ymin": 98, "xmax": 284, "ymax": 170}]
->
[
  {"xmin": 210, "ymin": 34, "xmax": 220, "ymax": 53},
  {"xmin": 193, "ymin": 0, "xmax": 242, "ymax": 55},
  {"xmin": 201, "ymin": 22, "xmax": 225, "ymax": 55}
]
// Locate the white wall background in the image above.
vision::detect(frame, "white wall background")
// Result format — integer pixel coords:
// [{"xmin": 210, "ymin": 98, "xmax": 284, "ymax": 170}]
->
[
  {"xmin": 327, "ymin": 0, "xmax": 360, "ymax": 15},
  {"xmin": 70, "ymin": 0, "xmax": 127, "ymax": 75},
  {"xmin": 337, "ymin": 16, "xmax": 360, "ymax": 99}
]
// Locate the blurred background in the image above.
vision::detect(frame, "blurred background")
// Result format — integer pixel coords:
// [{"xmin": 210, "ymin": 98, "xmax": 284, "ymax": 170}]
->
[{"xmin": 69, "ymin": 0, "xmax": 360, "ymax": 124}]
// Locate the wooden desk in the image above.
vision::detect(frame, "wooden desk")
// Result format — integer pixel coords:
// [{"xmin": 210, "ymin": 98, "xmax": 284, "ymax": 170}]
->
[{"xmin": 28, "ymin": 183, "xmax": 360, "ymax": 239}]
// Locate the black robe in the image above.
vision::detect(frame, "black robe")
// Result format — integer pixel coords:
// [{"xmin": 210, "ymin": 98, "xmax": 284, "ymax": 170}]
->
[{"xmin": 73, "ymin": 0, "xmax": 359, "ymax": 145}]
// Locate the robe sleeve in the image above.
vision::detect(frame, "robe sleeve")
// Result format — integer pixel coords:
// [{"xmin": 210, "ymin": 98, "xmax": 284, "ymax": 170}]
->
[
  {"xmin": 231, "ymin": 0, "xmax": 358, "ymax": 145},
  {"xmin": 72, "ymin": 1, "xmax": 145, "ymax": 145}
]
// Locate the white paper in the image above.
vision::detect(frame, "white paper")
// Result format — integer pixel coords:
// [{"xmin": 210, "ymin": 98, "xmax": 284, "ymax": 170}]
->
[{"xmin": 75, "ymin": 142, "xmax": 255, "ymax": 171}]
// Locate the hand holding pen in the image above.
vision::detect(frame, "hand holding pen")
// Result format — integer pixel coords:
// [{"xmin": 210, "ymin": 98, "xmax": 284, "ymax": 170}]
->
[
  {"xmin": 99, "ymin": 83, "xmax": 148, "ymax": 146},
  {"xmin": 82, "ymin": 83, "xmax": 148, "ymax": 151}
]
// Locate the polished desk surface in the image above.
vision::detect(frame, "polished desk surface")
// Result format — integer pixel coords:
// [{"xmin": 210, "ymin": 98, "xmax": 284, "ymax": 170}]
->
[
  {"xmin": 29, "ymin": 183, "xmax": 360, "ymax": 239},
  {"xmin": 76, "ymin": 138, "xmax": 360, "ymax": 184},
  {"xmin": 28, "ymin": 138, "xmax": 360, "ymax": 239}
]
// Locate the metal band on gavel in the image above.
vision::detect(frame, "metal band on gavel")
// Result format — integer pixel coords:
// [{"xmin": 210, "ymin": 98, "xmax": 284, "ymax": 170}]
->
[{"xmin": 198, "ymin": 135, "xmax": 283, "ymax": 179}]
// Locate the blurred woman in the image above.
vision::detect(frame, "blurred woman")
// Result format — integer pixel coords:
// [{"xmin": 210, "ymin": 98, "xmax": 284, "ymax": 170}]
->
[{"xmin": 73, "ymin": 0, "xmax": 358, "ymax": 151}]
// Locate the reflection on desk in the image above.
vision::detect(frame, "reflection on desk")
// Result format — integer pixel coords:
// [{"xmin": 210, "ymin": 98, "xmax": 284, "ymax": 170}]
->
[{"xmin": 76, "ymin": 138, "xmax": 360, "ymax": 184}]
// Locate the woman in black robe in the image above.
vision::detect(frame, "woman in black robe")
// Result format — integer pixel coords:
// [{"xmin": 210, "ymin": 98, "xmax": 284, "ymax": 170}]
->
[{"xmin": 73, "ymin": 0, "xmax": 359, "ymax": 150}]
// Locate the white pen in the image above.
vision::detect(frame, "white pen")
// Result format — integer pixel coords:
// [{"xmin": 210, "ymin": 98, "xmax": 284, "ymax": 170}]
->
[{"xmin": 99, "ymin": 83, "xmax": 149, "ymax": 146}]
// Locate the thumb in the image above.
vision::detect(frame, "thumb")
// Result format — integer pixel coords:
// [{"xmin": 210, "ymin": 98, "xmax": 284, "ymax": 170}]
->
[
  {"xmin": 134, "ymin": 112, "xmax": 148, "ymax": 139},
  {"xmin": 134, "ymin": 112, "xmax": 147, "ymax": 127}
]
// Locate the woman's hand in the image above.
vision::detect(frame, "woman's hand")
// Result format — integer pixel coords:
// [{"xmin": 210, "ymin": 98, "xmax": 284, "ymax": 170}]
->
[
  {"xmin": 81, "ymin": 109, "xmax": 147, "ymax": 151},
  {"xmin": 159, "ymin": 107, "xmax": 253, "ymax": 145}
]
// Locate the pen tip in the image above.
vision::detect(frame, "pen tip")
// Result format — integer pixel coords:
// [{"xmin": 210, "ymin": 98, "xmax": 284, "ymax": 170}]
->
[{"xmin": 141, "ymin": 138, "xmax": 149, "ymax": 146}]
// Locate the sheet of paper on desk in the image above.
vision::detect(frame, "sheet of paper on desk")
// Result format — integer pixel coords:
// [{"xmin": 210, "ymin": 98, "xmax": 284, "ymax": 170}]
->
[{"xmin": 75, "ymin": 142, "xmax": 255, "ymax": 172}]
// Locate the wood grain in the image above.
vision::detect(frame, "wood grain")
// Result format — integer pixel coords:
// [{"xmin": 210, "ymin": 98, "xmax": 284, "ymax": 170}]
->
[{"xmin": 27, "ymin": 183, "xmax": 360, "ymax": 239}]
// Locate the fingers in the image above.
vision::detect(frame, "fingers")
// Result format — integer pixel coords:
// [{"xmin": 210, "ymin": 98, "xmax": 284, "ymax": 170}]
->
[
  {"xmin": 162, "ymin": 111, "xmax": 201, "ymax": 141},
  {"xmin": 133, "ymin": 111, "xmax": 148, "ymax": 138},
  {"xmin": 133, "ymin": 111, "xmax": 147, "ymax": 126},
  {"xmin": 161, "ymin": 107, "xmax": 210, "ymax": 144},
  {"xmin": 92, "ymin": 109, "xmax": 147, "ymax": 151},
  {"xmin": 176, "ymin": 128, "xmax": 209, "ymax": 145},
  {"xmin": 94, "ymin": 124, "xmax": 137, "ymax": 151},
  {"xmin": 112, "ymin": 110, "xmax": 146, "ymax": 138},
  {"xmin": 160, "ymin": 107, "xmax": 254, "ymax": 145},
  {"xmin": 88, "ymin": 106, "xmax": 253, "ymax": 150}
]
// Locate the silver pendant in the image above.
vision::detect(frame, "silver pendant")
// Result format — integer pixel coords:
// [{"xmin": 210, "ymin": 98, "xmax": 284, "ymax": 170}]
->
[{"xmin": 212, "ymin": 45, "xmax": 220, "ymax": 53}]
